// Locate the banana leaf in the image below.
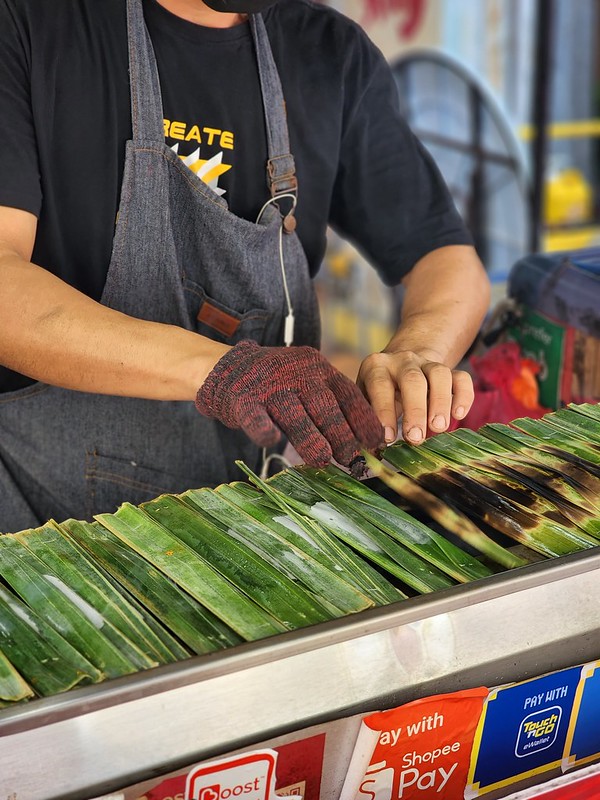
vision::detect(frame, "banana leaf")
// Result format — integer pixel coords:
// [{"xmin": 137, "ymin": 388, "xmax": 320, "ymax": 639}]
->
[
  {"xmin": 218, "ymin": 482, "xmax": 405, "ymax": 606},
  {"xmin": 62, "ymin": 519, "xmax": 239, "ymax": 655},
  {"xmin": 363, "ymin": 454, "xmax": 526, "ymax": 569},
  {"xmin": 569, "ymin": 402, "xmax": 600, "ymax": 422},
  {"xmin": 236, "ymin": 462, "xmax": 411, "ymax": 600},
  {"xmin": 183, "ymin": 487, "xmax": 373, "ymax": 615},
  {"xmin": 421, "ymin": 432, "xmax": 600, "ymax": 521},
  {"xmin": 383, "ymin": 442, "xmax": 596, "ymax": 558},
  {"xmin": 289, "ymin": 465, "xmax": 494, "ymax": 582},
  {"xmin": 458, "ymin": 424, "xmax": 600, "ymax": 496},
  {"xmin": 56, "ymin": 520, "xmax": 190, "ymax": 662},
  {"xmin": 395, "ymin": 436, "xmax": 599, "ymax": 541},
  {"xmin": 0, "ymin": 582, "xmax": 100, "ymax": 695},
  {"xmin": 240, "ymin": 463, "xmax": 456, "ymax": 594},
  {"xmin": 0, "ymin": 535, "xmax": 141, "ymax": 679},
  {"xmin": 542, "ymin": 409, "xmax": 600, "ymax": 447},
  {"xmin": 141, "ymin": 494, "xmax": 333, "ymax": 628},
  {"xmin": 475, "ymin": 425, "xmax": 600, "ymax": 512},
  {"xmin": 96, "ymin": 504, "xmax": 287, "ymax": 640},
  {"xmin": 0, "ymin": 648, "xmax": 34, "ymax": 704},
  {"xmin": 510, "ymin": 417, "xmax": 600, "ymax": 469},
  {"xmin": 420, "ymin": 433, "xmax": 600, "ymax": 536},
  {"xmin": 17, "ymin": 524, "xmax": 159, "ymax": 670}
]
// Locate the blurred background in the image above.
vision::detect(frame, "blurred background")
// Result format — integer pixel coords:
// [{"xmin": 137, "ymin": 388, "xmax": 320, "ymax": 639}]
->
[{"xmin": 316, "ymin": 0, "xmax": 600, "ymax": 415}]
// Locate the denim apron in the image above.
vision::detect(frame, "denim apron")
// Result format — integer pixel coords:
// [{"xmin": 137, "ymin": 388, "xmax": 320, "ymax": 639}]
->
[{"xmin": 0, "ymin": 0, "xmax": 320, "ymax": 532}]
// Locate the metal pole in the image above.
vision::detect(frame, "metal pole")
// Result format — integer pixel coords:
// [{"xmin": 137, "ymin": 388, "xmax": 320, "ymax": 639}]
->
[
  {"xmin": 530, "ymin": 0, "xmax": 555, "ymax": 252},
  {"xmin": 468, "ymin": 82, "xmax": 487, "ymax": 264}
]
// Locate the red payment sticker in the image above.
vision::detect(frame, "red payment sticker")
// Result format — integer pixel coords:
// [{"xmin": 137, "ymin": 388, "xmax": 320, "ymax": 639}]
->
[
  {"xmin": 137, "ymin": 734, "xmax": 325, "ymax": 800},
  {"xmin": 185, "ymin": 751, "xmax": 283, "ymax": 800},
  {"xmin": 341, "ymin": 688, "xmax": 488, "ymax": 800},
  {"xmin": 529, "ymin": 774, "xmax": 600, "ymax": 799}
]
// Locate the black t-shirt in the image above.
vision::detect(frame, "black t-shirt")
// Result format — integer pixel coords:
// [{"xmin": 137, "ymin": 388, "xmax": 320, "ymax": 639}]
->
[{"xmin": 0, "ymin": 0, "xmax": 472, "ymax": 392}]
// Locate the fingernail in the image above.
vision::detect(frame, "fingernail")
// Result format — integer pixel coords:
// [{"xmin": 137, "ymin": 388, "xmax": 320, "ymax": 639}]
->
[
  {"xmin": 384, "ymin": 426, "xmax": 396, "ymax": 443},
  {"xmin": 406, "ymin": 426, "xmax": 423, "ymax": 444},
  {"xmin": 431, "ymin": 415, "xmax": 446, "ymax": 431},
  {"xmin": 454, "ymin": 406, "xmax": 466, "ymax": 419}
]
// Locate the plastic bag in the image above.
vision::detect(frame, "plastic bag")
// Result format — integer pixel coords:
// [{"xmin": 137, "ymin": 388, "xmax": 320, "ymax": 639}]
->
[{"xmin": 451, "ymin": 341, "xmax": 550, "ymax": 430}]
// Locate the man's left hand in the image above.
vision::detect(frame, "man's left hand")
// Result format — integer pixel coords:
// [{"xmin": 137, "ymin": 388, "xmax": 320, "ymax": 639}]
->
[{"xmin": 357, "ymin": 347, "xmax": 474, "ymax": 446}]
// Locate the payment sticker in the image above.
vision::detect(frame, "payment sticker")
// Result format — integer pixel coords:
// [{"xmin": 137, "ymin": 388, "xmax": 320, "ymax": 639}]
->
[
  {"xmin": 564, "ymin": 661, "xmax": 600, "ymax": 770},
  {"xmin": 185, "ymin": 750, "xmax": 286, "ymax": 800},
  {"xmin": 466, "ymin": 667, "xmax": 580, "ymax": 797}
]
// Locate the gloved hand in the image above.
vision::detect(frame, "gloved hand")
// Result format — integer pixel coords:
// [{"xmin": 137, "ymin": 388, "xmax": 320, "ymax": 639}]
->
[{"xmin": 196, "ymin": 340, "xmax": 384, "ymax": 471}]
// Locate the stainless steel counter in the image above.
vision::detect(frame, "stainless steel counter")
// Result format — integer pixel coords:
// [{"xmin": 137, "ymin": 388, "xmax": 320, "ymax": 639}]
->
[{"xmin": 2, "ymin": 548, "xmax": 600, "ymax": 800}]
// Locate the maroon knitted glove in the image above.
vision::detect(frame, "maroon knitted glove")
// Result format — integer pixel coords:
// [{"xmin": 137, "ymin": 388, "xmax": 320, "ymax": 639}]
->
[{"xmin": 196, "ymin": 341, "xmax": 384, "ymax": 470}]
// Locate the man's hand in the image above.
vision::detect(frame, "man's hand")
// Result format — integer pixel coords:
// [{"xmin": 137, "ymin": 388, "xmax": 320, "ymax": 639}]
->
[
  {"xmin": 196, "ymin": 340, "xmax": 384, "ymax": 469},
  {"xmin": 356, "ymin": 244, "xmax": 490, "ymax": 445},
  {"xmin": 357, "ymin": 347, "xmax": 474, "ymax": 445}
]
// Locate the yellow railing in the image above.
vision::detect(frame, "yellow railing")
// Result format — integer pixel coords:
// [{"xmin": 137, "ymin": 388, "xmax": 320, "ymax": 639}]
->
[{"xmin": 520, "ymin": 119, "xmax": 600, "ymax": 141}]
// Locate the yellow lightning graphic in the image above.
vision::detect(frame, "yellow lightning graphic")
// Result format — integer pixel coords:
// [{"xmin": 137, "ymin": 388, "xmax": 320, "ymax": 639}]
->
[{"xmin": 171, "ymin": 144, "xmax": 232, "ymax": 196}]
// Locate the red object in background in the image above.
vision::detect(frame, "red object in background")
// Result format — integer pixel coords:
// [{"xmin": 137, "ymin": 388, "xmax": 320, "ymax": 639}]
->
[
  {"xmin": 140, "ymin": 734, "xmax": 325, "ymax": 800},
  {"xmin": 526, "ymin": 772, "xmax": 600, "ymax": 799},
  {"xmin": 361, "ymin": 0, "xmax": 427, "ymax": 39},
  {"xmin": 450, "ymin": 341, "xmax": 551, "ymax": 431}
]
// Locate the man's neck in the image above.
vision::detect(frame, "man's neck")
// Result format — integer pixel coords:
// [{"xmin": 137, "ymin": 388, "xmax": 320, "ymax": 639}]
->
[{"xmin": 155, "ymin": 0, "xmax": 246, "ymax": 27}]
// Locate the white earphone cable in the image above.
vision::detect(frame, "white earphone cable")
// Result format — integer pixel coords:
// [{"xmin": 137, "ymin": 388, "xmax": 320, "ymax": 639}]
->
[{"xmin": 255, "ymin": 192, "xmax": 297, "ymax": 347}]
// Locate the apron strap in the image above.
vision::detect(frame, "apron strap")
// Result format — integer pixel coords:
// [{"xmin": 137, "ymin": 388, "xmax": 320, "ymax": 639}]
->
[
  {"xmin": 126, "ymin": 0, "xmax": 166, "ymax": 142},
  {"xmin": 124, "ymin": 0, "xmax": 297, "ymax": 192},
  {"xmin": 250, "ymin": 14, "xmax": 298, "ymax": 198}
]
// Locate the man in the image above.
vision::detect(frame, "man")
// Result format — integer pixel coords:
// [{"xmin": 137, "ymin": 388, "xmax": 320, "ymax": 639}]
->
[{"xmin": 0, "ymin": 0, "xmax": 490, "ymax": 531}]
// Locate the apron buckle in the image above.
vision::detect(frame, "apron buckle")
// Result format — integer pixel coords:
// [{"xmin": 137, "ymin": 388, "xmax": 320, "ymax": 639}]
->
[{"xmin": 267, "ymin": 156, "xmax": 298, "ymax": 197}]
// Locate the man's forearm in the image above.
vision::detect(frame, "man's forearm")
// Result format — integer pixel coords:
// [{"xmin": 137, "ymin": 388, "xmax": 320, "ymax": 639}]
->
[
  {"xmin": 0, "ymin": 251, "xmax": 229, "ymax": 400},
  {"xmin": 386, "ymin": 244, "xmax": 490, "ymax": 365}
]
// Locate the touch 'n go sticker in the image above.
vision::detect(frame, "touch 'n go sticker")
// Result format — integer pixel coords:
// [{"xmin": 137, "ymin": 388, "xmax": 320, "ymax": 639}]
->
[{"xmin": 185, "ymin": 749, "xmax": 297, "ymax": 800}]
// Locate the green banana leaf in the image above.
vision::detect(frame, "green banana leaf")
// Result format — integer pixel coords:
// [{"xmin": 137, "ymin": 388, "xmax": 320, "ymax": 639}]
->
[
  {"xmin": 0, "ymin": 648, "xmax": 34, "ymax": 704},
  {"xmin": 0, "ymin": 535, "xmax": 139, "ymax": 679},
  {"xmin": 241, "ymin": 464, "xmax": 456, "ymax": 594},
  {"xmin": 218, "ymin": 482, "xmax": 405, "ymax": 606},
  {"xmin": 96, "ymin": 504, "xmax": 287, "ymax": 640},
  {"xmin": 62, "ymin": 519, "xmax": 240, "ymax": 655},
  {"xmin": 286, "ymin": 465, "xmax": 494, "ymax": 582},
  {"xmin": 183, "ymin": 487, "xmax": 373, "ymax": 615},
  {"xmin": 0, "ymin": 582, "xmax": 100, "ymax": 695},
  {"xmin": 142, "ymin": 494, "xmax": 333, "ymax": 628}
]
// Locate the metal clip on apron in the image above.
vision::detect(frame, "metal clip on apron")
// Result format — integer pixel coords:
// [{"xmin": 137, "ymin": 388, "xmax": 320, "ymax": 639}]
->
[{"xmin": 0, "ymin": 0, "xmax": 320, "ymax": 533}]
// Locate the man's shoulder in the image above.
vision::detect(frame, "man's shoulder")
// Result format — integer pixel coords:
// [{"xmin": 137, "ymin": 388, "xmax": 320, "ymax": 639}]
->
[
  {"xmin": 268, "ymin": 0, "xmax": 370, "ymax": 43},
  {"xmin": 1, "ymin": 0, "xmax": 124, "ymax": 32},
  {"xmin": 266, "ymin": 0, "xmax": 375, "ymax": 65},
  {"xmin": 2, "ymin": 0, "xmax": 123, "ymax": 12}
]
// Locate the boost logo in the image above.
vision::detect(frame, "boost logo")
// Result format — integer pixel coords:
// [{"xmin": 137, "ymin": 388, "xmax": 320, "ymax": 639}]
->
[
  {"xmin": 185, "ymin": 750, "xmax": 277, "ymax": 800},
  {"xmin": 199, "ymin": 786, "xmax": 221, "ymax": 800}
]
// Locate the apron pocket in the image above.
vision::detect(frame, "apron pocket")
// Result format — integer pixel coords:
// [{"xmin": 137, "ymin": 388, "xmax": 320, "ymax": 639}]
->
[
  {"xmin": 184, "ymin": 279, "xmax": 271, "ymax": 345},
  {"xmin": 85, "ymin": 452, "xmax": 189, "ymax": 518}
]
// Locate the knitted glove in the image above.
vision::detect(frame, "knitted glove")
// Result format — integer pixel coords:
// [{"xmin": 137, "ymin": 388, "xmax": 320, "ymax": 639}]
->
[{"xmin": 196, "ymin": 341, "xmax": 384, "ymax": 471}]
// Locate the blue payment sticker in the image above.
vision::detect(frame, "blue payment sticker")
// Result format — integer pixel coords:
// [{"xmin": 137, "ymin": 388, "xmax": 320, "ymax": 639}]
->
[
  {"xmin": 466, "ymin": 666, "xmax": 581, "ymax": 797},
  {"xmin": 564, "ymin": 661, "xmax": 600, "ymax": 770}
]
